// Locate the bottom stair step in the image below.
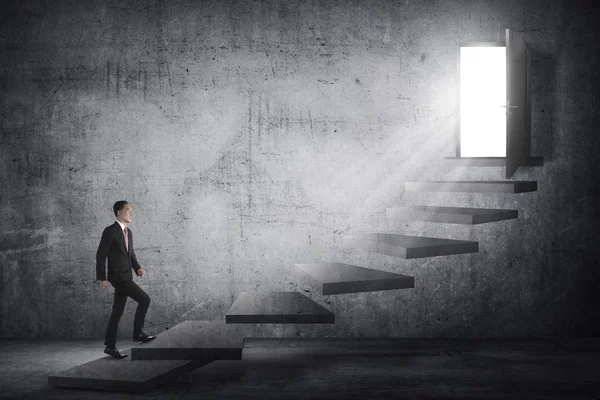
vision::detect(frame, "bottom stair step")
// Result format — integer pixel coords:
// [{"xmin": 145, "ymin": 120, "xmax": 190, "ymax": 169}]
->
[
  {"xmin": 295, "ymin": 263, "xmax": 414, "ymax": 295},
  {"xmin": 48, "ymin": 351, "xmax": 205, "ymax": 393}
]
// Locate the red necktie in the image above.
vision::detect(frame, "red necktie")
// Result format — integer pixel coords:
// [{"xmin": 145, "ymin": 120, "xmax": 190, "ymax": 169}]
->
[{"xmin": 124, "ymin": 228, "xmax": 128, "ymax": 252}]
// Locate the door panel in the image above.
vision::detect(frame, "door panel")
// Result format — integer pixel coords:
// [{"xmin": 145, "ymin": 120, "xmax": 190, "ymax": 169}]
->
[{"xmin": 505, "ymin": 29, "xmax": 529, "ymax": 178}]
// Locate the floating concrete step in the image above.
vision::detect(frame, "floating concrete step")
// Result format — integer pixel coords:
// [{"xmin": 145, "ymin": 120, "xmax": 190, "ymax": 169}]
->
[
  {"xmin": 405, "ymin": 181, "xmax": 537, "ymax": 193},
  {"xmin": 386, "ymin": 206, "xmax": 518, "ymax": 225},
  {"xmin": 226, "ymin": 291, "xmax": 334, "ymax": 324},
  {"xmin": 131, "ymin": 320, "xmax": 243, "ymax": 361},
  {"xmin": 295, "ymin": 263, "xmax": 414, "ymax": 295},
  {"xmin": 47, "ymin": 349, "xmax": 205, "ymax": 393},
  {"xmin": 444, "ymin": 157, "xmax": 543, "ymax": 167},
  {"xmin": 343, "ymin": 233, "xmax": 478, "ymax": 259}
]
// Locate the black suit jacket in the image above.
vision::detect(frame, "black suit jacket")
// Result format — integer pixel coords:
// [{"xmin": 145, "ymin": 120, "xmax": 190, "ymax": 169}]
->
[{"xmin": 96, "ymin": 221, "xmax": 142, "ymax": 284}]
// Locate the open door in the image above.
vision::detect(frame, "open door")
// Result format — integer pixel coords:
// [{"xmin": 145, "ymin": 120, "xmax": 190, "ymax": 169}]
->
[
  {"xmin": 505, "ymin": 29, "xmax": 530, "ymax": 178},
  {"xmin": 458, "ymin": 43, "xmax": 506, "ymax": 157}
]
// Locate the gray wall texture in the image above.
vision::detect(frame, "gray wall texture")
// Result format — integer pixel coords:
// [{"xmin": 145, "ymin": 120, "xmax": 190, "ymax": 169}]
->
[{"xmin": 1, "ymin": 0, "xmax": 599, "ymax": 339}]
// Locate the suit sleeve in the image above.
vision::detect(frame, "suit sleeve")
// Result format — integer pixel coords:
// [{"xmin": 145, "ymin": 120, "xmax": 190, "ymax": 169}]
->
[
  {"xmin": 130, "ymin": 230, "xmax": 142, "ymax": 273},
  {"xmin": 95, "ymin": 227, "xmax": 112, "ymax": 281}
]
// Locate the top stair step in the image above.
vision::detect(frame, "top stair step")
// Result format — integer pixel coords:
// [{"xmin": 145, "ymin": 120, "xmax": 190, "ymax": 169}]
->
[
  {"xmin": 444, "ymin": 157, "xmax": 544, "ymax": 167},
  {"xmin": 405, "ymin": 181, "xmax": 537, "ymax": 193}
]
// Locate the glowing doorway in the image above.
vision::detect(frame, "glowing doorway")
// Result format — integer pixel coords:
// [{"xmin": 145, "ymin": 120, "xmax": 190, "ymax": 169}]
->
[{"xmin": 459, "ymin": 45, "xmax": 506, "ymax": 157}]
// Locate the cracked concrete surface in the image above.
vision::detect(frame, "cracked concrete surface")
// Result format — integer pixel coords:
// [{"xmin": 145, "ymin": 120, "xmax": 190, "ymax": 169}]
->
[{"xmin": 1, "ymin": 0, "xmax": 599, "ymax": 340}]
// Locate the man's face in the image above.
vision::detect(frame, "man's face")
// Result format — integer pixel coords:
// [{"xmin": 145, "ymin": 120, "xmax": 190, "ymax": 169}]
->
[{"xmin": 119, "ymin": 204, "xmax": 132, "ymax": 223}]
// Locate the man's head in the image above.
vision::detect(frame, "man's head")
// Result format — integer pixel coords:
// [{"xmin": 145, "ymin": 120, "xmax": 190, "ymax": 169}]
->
[{"xmin": 113, "ymin": 201, "xmax": 132, "ymax": 224}]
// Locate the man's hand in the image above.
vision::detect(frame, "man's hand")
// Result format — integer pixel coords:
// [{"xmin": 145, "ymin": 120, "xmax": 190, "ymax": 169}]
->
[
  {"xmin": 99, "ymin": 280, "xmax": 108, "ymax": 288},
  {"xmin": 137, "ymin": 269, "xmax": 145, "ymax": 278}
]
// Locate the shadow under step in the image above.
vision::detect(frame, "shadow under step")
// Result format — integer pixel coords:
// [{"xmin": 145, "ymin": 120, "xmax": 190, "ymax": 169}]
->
[
  {"xmin": 386, "ymin": 206, "xmax": 518, "ymax": 224},
  {"xmin": 131, "ymin": 320, "xmax": 243, "ymax": 361},
  {"xmin": 444, "ymin": 157, "xmax": 544, "ymax": 167},
  {"xmin": 225, "ymin": 291, "xmax": 334, "ymax": 324},
  {"xmin": 48, "ymin": 351, "xmax": 204, "ymax": 393},
  {"xmin": 344, "ymin": 233, "xmax": 479, "ymax": 259},
  {"xmin": 295, "ymin": 263, "xmax": 414, "ymax": 295},
  {"xmin": 405, "ymin": 181, "xmax": 537, "ymax": 193}
]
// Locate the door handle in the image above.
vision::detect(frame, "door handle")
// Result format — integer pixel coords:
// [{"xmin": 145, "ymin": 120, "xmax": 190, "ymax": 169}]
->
[{"xmin": 500, "ymin": 105, "xmax": 518, "ymax": 108}]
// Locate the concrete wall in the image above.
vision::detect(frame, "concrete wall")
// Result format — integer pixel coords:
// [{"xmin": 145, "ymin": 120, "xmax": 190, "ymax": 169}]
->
[{"xmin": 1, "ymin": 0, "xmax": 599, "ymax": 339}]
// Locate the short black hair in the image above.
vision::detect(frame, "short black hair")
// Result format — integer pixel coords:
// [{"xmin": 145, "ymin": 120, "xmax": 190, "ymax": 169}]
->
[{"xmin": 113, "ymin": 201, "xmax": 129, "ymax": 218}]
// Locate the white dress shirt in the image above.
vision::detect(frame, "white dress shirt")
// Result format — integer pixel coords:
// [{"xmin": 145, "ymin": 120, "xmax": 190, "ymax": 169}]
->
[{"xmin": 116, "ymin": 220, "xmax": 127, "ymax": 233}]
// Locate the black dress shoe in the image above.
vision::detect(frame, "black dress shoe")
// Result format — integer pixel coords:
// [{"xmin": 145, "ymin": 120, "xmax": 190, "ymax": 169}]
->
[
  {"xmin": 104, "ymin": 346, "xmax": 128, "ymax": 359},
  {"xmin": 133, "ymin": 331, "xmax": 157, "ymax": 342}
]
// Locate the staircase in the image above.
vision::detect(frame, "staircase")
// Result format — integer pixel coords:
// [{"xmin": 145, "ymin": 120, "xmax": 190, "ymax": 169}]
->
[{"xmin": 48, "ymin": 158, "xmax": 542, "ymax": 392}]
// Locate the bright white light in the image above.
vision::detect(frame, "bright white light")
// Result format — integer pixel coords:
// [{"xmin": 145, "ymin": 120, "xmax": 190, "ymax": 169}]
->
[{"xmin": 460, "ymin": 46, "xmax": 506, "ymax": 157}]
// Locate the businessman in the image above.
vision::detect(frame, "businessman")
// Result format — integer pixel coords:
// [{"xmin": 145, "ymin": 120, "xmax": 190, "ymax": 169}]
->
[{"xmin": 96, "ymin": 200, "xmax": 156, "ymax": 359}]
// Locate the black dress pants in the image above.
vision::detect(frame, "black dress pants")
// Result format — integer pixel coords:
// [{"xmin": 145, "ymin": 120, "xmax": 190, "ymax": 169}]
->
[{"xmin": 104, "ymin": 280, "xmax": 151, "ymax": 348}]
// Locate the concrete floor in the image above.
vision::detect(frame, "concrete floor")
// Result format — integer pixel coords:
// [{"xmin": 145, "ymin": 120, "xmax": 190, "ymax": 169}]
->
[{"xmin": 1, "ymin": 337, "xmax": 599, "ymax": 399}]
